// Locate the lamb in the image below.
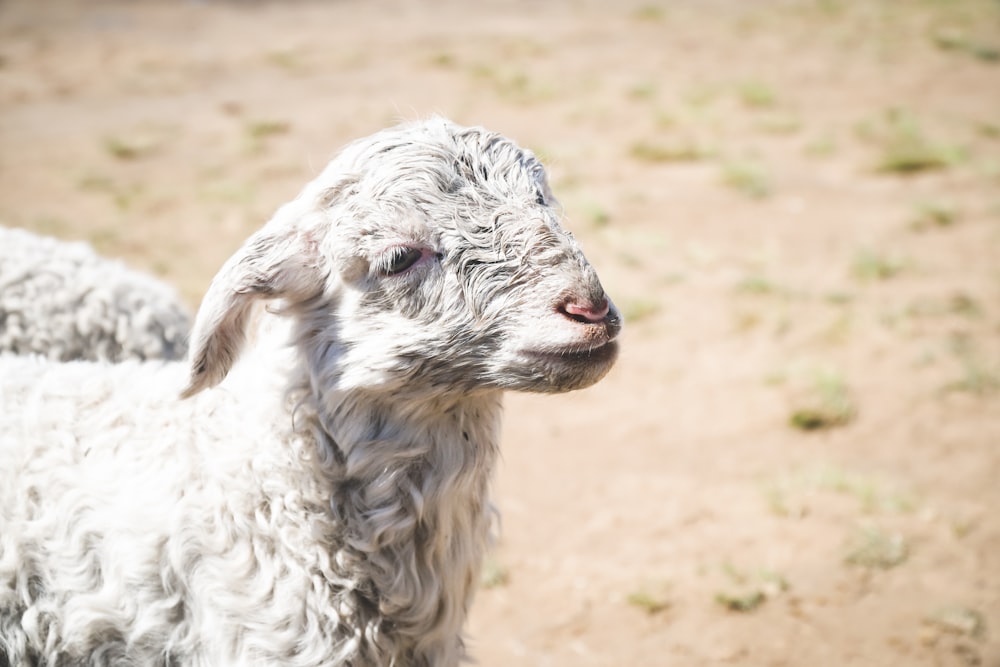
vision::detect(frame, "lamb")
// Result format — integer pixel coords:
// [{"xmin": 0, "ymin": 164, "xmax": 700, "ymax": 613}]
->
[
  {"xmin": 0, "ymin": 117, "xmax": 622, "ymax": 667},
  {"xmin": 0, "ymin": 226, "xmax": 191, "ymax": 362}
]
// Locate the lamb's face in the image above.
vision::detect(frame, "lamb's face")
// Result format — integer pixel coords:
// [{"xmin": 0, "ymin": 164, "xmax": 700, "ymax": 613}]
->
[
  {"xmin": 312, "ymin": 119, "xmax": 621, "ymax": 396},
  {"xmin": 182, "ymin": 119, "xmax": 621, "ymax": 400}
]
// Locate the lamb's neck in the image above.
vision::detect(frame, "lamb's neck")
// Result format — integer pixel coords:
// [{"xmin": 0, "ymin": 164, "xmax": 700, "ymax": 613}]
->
[
  {"xmin": 326, "ymin": 388, "xmax": 503, "ymax": 528},
  {"xmin": 315, "ymin": 386, "xmax": 504, "ymax": 655}
]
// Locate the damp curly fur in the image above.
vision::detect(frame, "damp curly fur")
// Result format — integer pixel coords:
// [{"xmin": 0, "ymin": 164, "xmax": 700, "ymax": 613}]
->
[
  {"xmin": 0, "ymin": 227, "xmax": 191, "ymax": 362},
  {"xmin": 0, "ymin": 117, "xmax": 622, "ymax": 666}
]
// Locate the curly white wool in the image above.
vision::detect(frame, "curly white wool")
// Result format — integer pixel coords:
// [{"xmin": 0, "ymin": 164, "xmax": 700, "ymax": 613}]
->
[
  {"xmin": 0, "ymin": 117, "xmax": 621, "ymax": 667},
  {"xmin": 0, "ymin": 227, "xmax": 190, "ymax": 362}
]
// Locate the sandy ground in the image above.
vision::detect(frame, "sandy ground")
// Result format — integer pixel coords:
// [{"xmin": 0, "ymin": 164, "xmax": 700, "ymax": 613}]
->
[{"xmin": 2, "ymin": 1, "xmax": 999, "ymax": 665}]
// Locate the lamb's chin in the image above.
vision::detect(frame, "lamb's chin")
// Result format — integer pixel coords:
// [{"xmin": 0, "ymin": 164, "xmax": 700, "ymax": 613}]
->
[{"xmin": 494, "ymin": 340, "xmax": 619, "ymax": 394}]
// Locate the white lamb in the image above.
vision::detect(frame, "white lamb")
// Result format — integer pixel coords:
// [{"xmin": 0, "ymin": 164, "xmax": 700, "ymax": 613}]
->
[
  {"xmin": 0, "ymin": 227, "xmax": 191, "ymax": 362},
  {"xmin": 0, "ymin": 117, "xmax": 621, "ymax": 667}
]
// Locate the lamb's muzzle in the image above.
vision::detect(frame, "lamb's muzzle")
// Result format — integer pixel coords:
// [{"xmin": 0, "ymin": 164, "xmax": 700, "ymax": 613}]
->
[{"xmin": 560, "ymin": 294, "xmax": 612, "ymax": 324}]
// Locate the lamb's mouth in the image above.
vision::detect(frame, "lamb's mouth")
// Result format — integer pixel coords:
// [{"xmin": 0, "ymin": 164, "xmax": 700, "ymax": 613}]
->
[{"xmin": 523, "ymin": 340, "xmax": 619, "ymax": 366}]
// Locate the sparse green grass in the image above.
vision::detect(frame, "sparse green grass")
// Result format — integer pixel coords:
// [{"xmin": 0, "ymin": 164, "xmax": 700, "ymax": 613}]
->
[
  {"xmin": 621, "ymin": 299, "xmax": 660, "ymax": 323},
  {"xmin": 852, "ymin": 248, "xmax": 906, "ymax": 282},
  {"xmin": 932, "ymin": 29, "xmax": 1000, "ymax": 62},
  {"xmin": 627, "ymin": 590, "xmax": 670, "ymax": 614},
  {"xmin": 905, "ymin": 293, "xmax": 981, "ymax": 319},
  {"xmin": 720, "ymin": 160, "xmax": 771, "ymax": 198},
  {"xmin": 30, "ymin": 216, "xmax": 71, "ymax": 236},
  {"xmin": 78, "ymin": 173, "xmax": 145, "ymax": 211},
  {"xmin": 824, "ymin": 291, "xmax": 854, "ymax": 305},
  {"xmin": 479, "ymin": 558, "xmax": 510, "ymax": 589},
  {"xmin": 264, "ymin": 50, "xmax": 307, "ymax": 71},
  {"xmin": 626, "ymin": 582, "xmax": 671, "ymax": 615},
  {"xmin": 763, "ymin": 463, "xmax": 916, "ymax": 517},
  {"xmin": 926, "ymin": 606, "xmax": 987, "ymax": 640},
  {"xmin": 756, "ymin": 114, "xmax": 802, "ymax": 135},
  {"xmin": 945, "ymin": 335, "xmax": 1000, "ymax": 394},
  {"xmin": 242, "ymin": 119, "xmax": 292, "ymax": 155},
  {"xmin": 866, "ymin": 110, "xmax": 966, "ymax": 174},
  {"xmin": 683, "ymin": 85, "xmax": 720, "ymax": 109},
  {"xmin": 198, "ymin": 179, "xmax": 256, "ymax": 207},
  {"xmin": 977, "ymin": 122, "xmax": 1000, "ymax": 139},
  {"xmin": 714, "ymin": 564, "xmax": 788, "ymax": 613},
  {"xmin": 735, "ymin": 274, "xmax": 781, "ymax": 296},
  {"xmin": 245, "ymin": 119, "xmax": 291, "ymax": 140},
  {"xmin": 629, "ymin": 139, "xmax": 712, "ymax": 163},
  {"xmin": 103, "ymin": 135, "xmax": 161, "ymax": 161},
  {"xmin": 580, "ymin": 201, "xmax": 612, "ymax": 228},
  {"xmin": 737, "ymin": 80, "xmax": 776, "ymax": 109},
  {"xmin": 469, "ymin": 64, "xmax": 552, "ymax": 104},
  {"xmin": 627, "ymin": 82, "xmax": 657, "ymax": 101},
  {"xmin": 788, "ymin": 369, "xmax": 855, "ymax": 431},
  {"xmin": 632, "ymin": 5, "xmax": 666, "ymax": 22},
  {"xmin": 428, "ymin": 51, "xmax": 457, "ymax": 68},
  {"xmin": 715, "ymin": 590, "xmax": 765, "ymax": 613},
  {"xmin": 803, "ymin": 134, "xmax": 837, "ymax": 158},
  {"xmin": 844, "ymin": 525, "xmax": 908, "ymax": 569},
  {"xmin": 910, "ymin": 199, "xmax": 960, "ymax": 229},
  {"xmin": 87, "ymin": 227, "xmax": 125, "ymax": 255}
]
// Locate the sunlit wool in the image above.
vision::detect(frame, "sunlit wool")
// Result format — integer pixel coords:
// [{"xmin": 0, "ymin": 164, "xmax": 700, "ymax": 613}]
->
[
  {"xmin": 0, "ymin": 117, "xmax": 621, "ymax": 666},
  {"xmin": 0, "ymin": 226, "xmax": 191, "ymax": 362}
]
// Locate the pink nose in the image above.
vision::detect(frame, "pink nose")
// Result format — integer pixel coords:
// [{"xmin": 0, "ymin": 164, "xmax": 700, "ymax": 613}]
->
[{"xmin": 560, "ymin": 297, "xmax": 610, "ymax": 324}]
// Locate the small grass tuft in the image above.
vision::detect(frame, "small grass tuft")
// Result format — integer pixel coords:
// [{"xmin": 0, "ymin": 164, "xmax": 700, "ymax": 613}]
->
[
  {"xmin": 470, "ymin": 64, "xmax": 552, "ymax": 104},
  {"xmin": 977, "ymin": 122, "xmax": 1000, "ymax": 139},
  {"xmin": 103, "ymin": 134, "xmax": 161, "ymax": 161},
  {"xmin": 720, "ymin": 160, "xmax": 771, "ymax": 198},
  {"xmin": 626, "ymin": 589, "xmax": 671, "ymax": 615},
  {"xmin": 715, "ymin": 590, "xmax": 765, "ymax": 613},
  {"xmin": 756, "ymin": 114, "xmax": 802, "ymax": 135},
  {"xmin": 264, "ymin": 50, "xmax": 306, "ymax": 71},
  {"xmin": 945, "ymin": 335, "xmax": 1000, "ymax": 395},
  {"xmin": 932, "ymin": 29, "xmax": 1000, "ymax": 63},
  {"xmin": 844, "ymin": 525, "xmax": 908, "ymax": 569},
  {"xmin": 627, "ymin": 82, "xmax": 657, "ymax": 101},
  {"xmin": 714, "ymin": 564, "xmax": 787, "ymax": 613},
  {"xmin": 872, "ymin": 110, "xmax": 965, "ymax": 175},
  {"xmin": 629, "ymin": 139, "xmax": 712, "ymax": 163},
  {"xmin": 621, "ymin": 299, "xmax": 659, "ymax": 323},
  {"xmin": 428, "ymin": 52, "xmax": 457, "ymax": 68},
  {"xmin": 764, "ymin": 463, "xmax": 917, "ymax": 517},
  {"xmin": 479, "ymin": 558, "xmax": 509, "ymax": 589},
  {"xmin": 788, "ymin": 369, "xmax": 855, "ymax": 431},
  {"xmin": 735, "ymin": 274, "xmax": 780, "ymax": 296},
  {"xmin": 245, "ymin": 119, "xmax": 291, "ymax": 140},
  {"xmin": 581, "ymin": 201, "xmax": 612, "ymax": 228},
  {"xmin": 926, "ymin": 606, "xmax": 987, "ymax": 640},
  {"xmin": 243, "ymin": 119, "xmax": 292, "ymax": 155},
  {"xmin": 803, "ymin": 134, "xmax": 837, "ymax": 158},
  {"xmin": 632, "ymin": 5, "xmax": 666, "ymax": 22},
  {"xmin": 737, "ymin": 80, "xmax": 776, "ymax": 109},
  {"xmin": 852, "ymin": 248, "xmax": 905, "ymax": 282},
  {"xmin": 911, "ymin": 200, "xmax": 960, "ymax": 230}
]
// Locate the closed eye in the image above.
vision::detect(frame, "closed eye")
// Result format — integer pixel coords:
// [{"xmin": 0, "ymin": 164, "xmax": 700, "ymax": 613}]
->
[{"xmin": 377, "ymin": 246, "xmax": 425, "ymax": 276}]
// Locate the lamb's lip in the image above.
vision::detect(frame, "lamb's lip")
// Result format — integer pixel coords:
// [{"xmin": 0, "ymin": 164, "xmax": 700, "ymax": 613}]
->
[{"xmin": 522, "ymin": 339, "xmax": 619, "ymax": 364}]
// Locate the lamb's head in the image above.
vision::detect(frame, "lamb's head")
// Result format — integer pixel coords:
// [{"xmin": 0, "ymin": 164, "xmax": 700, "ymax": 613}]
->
[{"xmin": 182, "ymin": 117, "xmax": 621, "ymax": 400}]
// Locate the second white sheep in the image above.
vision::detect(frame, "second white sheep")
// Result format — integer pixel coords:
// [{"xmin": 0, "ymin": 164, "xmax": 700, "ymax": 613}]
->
[{"xmin": 0, "ymin": 227, "xmax": 191, "ymax": 362}]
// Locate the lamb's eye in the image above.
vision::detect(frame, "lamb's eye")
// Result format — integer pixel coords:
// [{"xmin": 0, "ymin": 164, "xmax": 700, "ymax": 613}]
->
[{"xmin": 380, "ymin": 246, "xmax": 424, "ymax": 276}]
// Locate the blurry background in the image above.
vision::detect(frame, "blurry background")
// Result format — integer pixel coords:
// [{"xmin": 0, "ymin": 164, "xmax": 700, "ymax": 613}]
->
[{"xmin": 1, "ymin": 0, "xmax": 998, "ymax": 664}]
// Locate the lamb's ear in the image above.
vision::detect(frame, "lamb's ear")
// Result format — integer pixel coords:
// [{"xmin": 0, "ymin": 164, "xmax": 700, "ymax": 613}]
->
[{"xmin": 181, "ymin": 215, "xmax": 326, "ymax": 399}]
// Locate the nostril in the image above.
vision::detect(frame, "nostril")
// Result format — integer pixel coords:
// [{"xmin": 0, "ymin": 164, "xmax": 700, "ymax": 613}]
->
[{"xmin": 560, "ymin": 297, "xmax": 610, "ymax": 324}]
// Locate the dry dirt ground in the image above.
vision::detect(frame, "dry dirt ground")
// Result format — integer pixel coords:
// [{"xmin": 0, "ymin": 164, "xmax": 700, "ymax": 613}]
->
[{"xmin": 2, "ymin": 0, "xmax": 999, "ymax": 665}]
